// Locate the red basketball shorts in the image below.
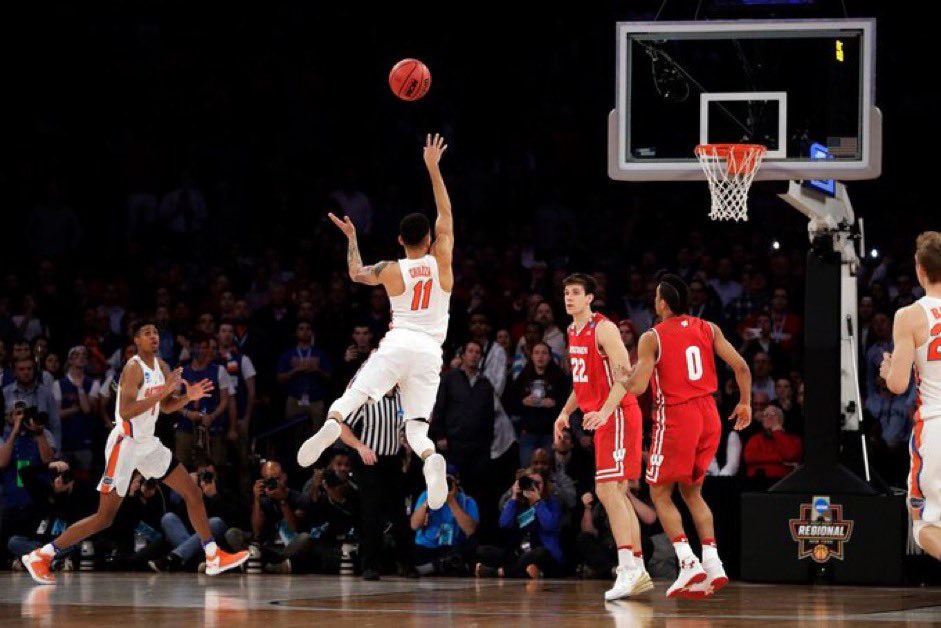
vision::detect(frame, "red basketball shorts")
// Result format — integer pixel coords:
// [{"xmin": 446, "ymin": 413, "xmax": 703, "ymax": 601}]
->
[
  {"xmin": 593, "ymin": 402, "xmax": 642, "ymax": 483},
  {"xmin": 646, "ymin": 394, "xmax": 721, "ymax": 485}
]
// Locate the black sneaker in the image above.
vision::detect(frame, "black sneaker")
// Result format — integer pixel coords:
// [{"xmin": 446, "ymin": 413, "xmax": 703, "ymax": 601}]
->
[
  {"xmin": 148, "ymin": 553, "xmax": 183, "ymax": 573},
  {"xmin": 361, "ymin": 568, "xmax": 381, "ymax": 581}
]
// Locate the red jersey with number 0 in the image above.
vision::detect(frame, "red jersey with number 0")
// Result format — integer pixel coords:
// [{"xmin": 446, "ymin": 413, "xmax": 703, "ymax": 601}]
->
[
  {"xmin": 567, "ymin": 312, "xmax": 639, "ymax": 413},
  {"xmin": 650, "ymin": 315, "xmax": 718, "ymax": 406}
]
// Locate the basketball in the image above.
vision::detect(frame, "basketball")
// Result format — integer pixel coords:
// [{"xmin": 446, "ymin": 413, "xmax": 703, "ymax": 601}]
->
[{"xmin": 389, "ymin": 58, "xmax": 431, "ymax": 101}]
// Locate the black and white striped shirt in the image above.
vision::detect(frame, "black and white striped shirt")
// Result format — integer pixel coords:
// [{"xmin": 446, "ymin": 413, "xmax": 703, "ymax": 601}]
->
[{"xmin": 346, "ymin": 391, "xmax": 403, "ymax": 457}]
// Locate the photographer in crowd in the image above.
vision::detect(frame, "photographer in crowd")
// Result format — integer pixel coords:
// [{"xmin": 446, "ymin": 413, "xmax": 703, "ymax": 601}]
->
[
  {"xmin": 3, "ymin": 357, "xmax": 61, "ymax": 451},
  {"xmin": 475, "ymin": 468, "xmax": 563, "ymax": 579},
  {"xmin": 8, "ymin": 459, "xmax": 96, "ymax": 568},
  {"xmin": 299, "ymin": 450, "xmax": 361, "ymax": 574},
  {"xmin": 1, "ymin": 399, "xmax": 56, "ymax": 558},
  {"xmin": 226, "ymin": 460, "xmax": 313, "ymax": 572},
  {"xmin": 410, "ymin": 465, "xmax": 479, "ymax": 576}
]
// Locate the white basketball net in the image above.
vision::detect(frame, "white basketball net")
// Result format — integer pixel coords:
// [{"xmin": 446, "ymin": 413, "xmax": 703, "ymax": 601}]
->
[{"xmin": 694, "ymin": 144, "xmax": 767, "ymax": 221}]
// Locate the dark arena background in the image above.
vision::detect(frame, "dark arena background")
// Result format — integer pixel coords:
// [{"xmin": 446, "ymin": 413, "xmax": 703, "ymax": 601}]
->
[{"xmin": 1, "ymin": 0, "xmax": 939, "ymax": 625}]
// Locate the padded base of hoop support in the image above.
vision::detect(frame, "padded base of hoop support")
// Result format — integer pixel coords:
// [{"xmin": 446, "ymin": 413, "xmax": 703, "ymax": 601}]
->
[{"xmin": 740, "ymin": 491, "xmax": 906, "ymax": 585}]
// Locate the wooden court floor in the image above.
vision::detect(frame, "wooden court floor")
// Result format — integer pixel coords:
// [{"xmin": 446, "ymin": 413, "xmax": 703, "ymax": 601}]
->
[{"xmin": 1, "ymin": 573, "xmax": 939, "ymax": 626}]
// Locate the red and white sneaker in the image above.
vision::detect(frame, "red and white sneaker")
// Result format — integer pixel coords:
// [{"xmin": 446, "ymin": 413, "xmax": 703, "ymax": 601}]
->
[
  {"xmin": 665, "ymin": 556, "xmax": 706, "ymax": 598},
  {"xmin": 703, "ymin": 558, "xmax": 729, "ymax": 594},
  {"xmin": 22, "ymin": 550, "xmax": 56, "ymax": 585},
  {"xmin": 205, "ymin": 549, "xmax": 250, "ymax": 576}
]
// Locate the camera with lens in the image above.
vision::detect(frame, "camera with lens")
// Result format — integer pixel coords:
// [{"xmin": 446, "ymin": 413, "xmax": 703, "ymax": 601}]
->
[
  {"xmin": 12, "ymin": 401, "xmax": 47, "ymax": 429},
  {"xmin": 518, "ymin": 476, "xmax": 535, "ymax": 492},
  {"xmin": 263, "ymin": 477, "xmax": 280, "ymax": 490},
  {"xmin": 199, "ymin": 470, "xmax": 215, "ymax": 484},
  {"xmin": 322, "ymin": 468, "xmax": 345, "ymax": 488}
]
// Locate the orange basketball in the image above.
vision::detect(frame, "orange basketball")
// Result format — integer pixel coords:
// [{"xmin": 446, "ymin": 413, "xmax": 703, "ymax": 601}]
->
[{"xmin": 389, "ymin": 58, "xmax": 431, "ymax": 101}]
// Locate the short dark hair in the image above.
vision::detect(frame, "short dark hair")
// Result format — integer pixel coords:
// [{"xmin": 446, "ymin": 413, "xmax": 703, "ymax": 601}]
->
[
  {"xmin": 464, "ymin": 339, "xmax": 484, "ymax": 354},
  {"xmin": 400, "ymin": 213, "xmax": 431, "ymax": 247},
  {"xmin": 131, "ymin": 319, "xmax": 158, "ymax": 337},
  {"xmin": 658, "ymin": 273, "xmax": 689, "ymax": 315},
  {"xmin": 916, "ymin": 231, "xmax": 941, "ymax": 283},
  {"xmin": 563, "ymin": 273, "xmax": 597, "ymax": 296}
]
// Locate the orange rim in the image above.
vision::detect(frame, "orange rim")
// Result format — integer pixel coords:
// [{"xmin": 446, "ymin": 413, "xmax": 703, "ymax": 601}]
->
[{"xmin": 695, "ymin": 143, "xmax": 767, "ymax": 174}]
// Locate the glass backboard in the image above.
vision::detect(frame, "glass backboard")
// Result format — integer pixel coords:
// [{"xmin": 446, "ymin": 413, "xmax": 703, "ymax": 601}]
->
[{"xmin": 608, "ymin": 19, "xmax": 880, "ymax": 181}]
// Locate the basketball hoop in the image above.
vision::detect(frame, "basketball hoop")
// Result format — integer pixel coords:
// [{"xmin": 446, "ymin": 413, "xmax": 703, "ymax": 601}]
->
[{"xmin": 694, "ymin": 144, "xmax": 767, "ymax": 221}]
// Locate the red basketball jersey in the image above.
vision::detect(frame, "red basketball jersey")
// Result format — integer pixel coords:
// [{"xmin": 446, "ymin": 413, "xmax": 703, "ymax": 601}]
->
[
  {"xmin": 568, "ymin": 312, "xmax": 639, "ymax": 413},
  {"xmin": 650, "ymin": 315, "xmax": 718, "ymax": 406}
]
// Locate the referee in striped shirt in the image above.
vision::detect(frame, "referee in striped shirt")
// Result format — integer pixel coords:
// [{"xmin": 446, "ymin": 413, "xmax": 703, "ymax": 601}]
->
[{"xmin": 339, "ymin": 386, "xmax": 413, "ymax": 580}]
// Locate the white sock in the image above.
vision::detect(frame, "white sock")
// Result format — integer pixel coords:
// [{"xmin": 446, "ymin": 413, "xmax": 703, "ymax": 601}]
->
[
  {"xmin": 405, "ymin": 420, "xmax": 435, "ymax": 458},
  {"xmin": 702, "ymin": 544, "xmax": 719, "ymax": 563},
  {"xmin": 617, "ymin": 546, "xmax": 633, "ymax": 569},
  {"xmin": 204, "ymin": 541, "xmax": 218, "ymax": 556},
  {"xmin": 673, "ymin": 539, "xmax": 695, "ymax": 562},
  {"xmin": 633, "ymin": 553, "xmax": 645, "ymax": 572},
  {"xmin": 40, "ymin": 543, "xmax": 57, "ymax": 557}
]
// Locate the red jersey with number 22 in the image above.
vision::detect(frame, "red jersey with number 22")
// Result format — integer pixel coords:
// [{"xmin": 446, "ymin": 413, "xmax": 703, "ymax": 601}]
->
[
  {"xmin": 650, "ymin": 315, "xmax": 718, "ymax": 405},
  {"xmin": 568, "ymin": 312, "xmax": 639, "ymax": 413}
]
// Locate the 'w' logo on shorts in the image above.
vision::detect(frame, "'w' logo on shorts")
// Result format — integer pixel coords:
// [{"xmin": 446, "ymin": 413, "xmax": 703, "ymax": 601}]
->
[
  {"xmin": 649, "ymin": 454, "xmax": 664, "ymax": 467},
  {"xmin": 613, "ymin": 448, "xmax": 626, "ymax": 462}
]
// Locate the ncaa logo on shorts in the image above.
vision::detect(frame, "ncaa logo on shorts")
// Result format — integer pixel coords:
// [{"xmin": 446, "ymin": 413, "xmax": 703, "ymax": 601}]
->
[
  {"xmin": 102, "ymin": 476, "xmax": 113, "ymax": 486},
  {"xmin": 613, "ymin": 448, "xmax": 626, "ymax": 462},
  {"xmin": 649, "ymin": 453, "xmax": 664, "ymax": 466},
  {"xmin": 144, "ymin": 372, "xmax": 152, "ymax": 383}
]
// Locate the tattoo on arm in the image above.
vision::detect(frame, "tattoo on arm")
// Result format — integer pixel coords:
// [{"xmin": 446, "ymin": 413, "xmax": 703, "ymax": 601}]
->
[
  {"xmin": 347, "ymin": 238, "xmax": 363, "ymax": 272},
  {"xmin": 365, "ymin": 261, "xmax": 390, "ymax": 278}
]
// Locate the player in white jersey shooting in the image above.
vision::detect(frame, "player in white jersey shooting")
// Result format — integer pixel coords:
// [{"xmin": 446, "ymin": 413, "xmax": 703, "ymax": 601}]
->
[
  {"xmin": 22, "ymin": 321, "xmax": 249, "ymax": 584},
  {"xmin": 880, "ymin": 231, "xmax": 941, "ymax": 560},
  {"xmin": 297, "ymin": 133, "xmax": 452, "ymax": 509}
]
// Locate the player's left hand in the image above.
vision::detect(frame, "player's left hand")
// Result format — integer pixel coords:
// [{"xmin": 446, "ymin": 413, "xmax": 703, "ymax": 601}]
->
[
  {"xmin": 729, "ymin": 402, "xmax": 752, "ymax": 430},
  {"xmin": 423, "ymin": 133, "xmax": 448, "ymax": 168},
  {"xmin": 184, "ymin": 378, "xmax": 215, "ymax": 401},
  {"xmin": 582, "ymin": 411, "xmax": 610, "ymax": 431},
  {"xmin": 879, "ymin": 351, "xmax": 892, "ymax": 380},
  {"xmin": 328, "ymin": 212, "xmax": 357, "ymax": 240}
]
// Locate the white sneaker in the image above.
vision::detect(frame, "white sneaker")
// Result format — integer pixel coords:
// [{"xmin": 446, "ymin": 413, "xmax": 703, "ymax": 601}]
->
[
  {"xmin": 684, "ymin": 558, "xmax": 728, "ymax": 598},
  {"xmin": 666, "ymin": 556, "xmax": 707, "ymax": 598},
  {"xmin": 296, "ymin": 420, "xmax": 342, "ymax": 468},
  {"xmin": 423, "ymin": 453, "xmax": 447, "ymax": 510},
  {"xmin": 604, "ymin": 566, "xmax": 639, "ymax": 601}
]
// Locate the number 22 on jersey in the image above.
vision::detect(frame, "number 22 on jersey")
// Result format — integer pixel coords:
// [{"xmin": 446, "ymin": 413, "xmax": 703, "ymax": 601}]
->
[
  {"xmin": 571, "ymin": 357, "xmax": 588, "ymax": 383},
  {"xmin": 411, "ymin": 279, "xmax": 433, "ymax": 311}
]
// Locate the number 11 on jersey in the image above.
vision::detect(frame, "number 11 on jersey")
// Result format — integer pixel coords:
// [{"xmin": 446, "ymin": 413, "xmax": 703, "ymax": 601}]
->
[{"xmin": 411, "ymin": 279, "xmax": 433, "ymax": 311}]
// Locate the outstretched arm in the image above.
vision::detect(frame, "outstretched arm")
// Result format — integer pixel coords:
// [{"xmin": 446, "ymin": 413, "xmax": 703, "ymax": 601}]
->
[
  {"xmin": 424, "ymin": 134, "xmax": 453, "ymax": 263},
  {"xmin": 328, "ymin": 212, "xmax": 396, "ymax": 286},
  {"xmin": 711, "ymin": 323, "xmax": 752, "ymax": 430},
  {"xmin": 881, "ymin": 306, "xmax": 918, "ymax": 395}
]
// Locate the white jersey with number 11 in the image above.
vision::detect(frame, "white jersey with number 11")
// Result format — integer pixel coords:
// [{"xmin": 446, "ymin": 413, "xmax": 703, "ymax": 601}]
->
[{"xmin": 387, "ymin": 254, "xmax": 450, "ymax": 345}]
